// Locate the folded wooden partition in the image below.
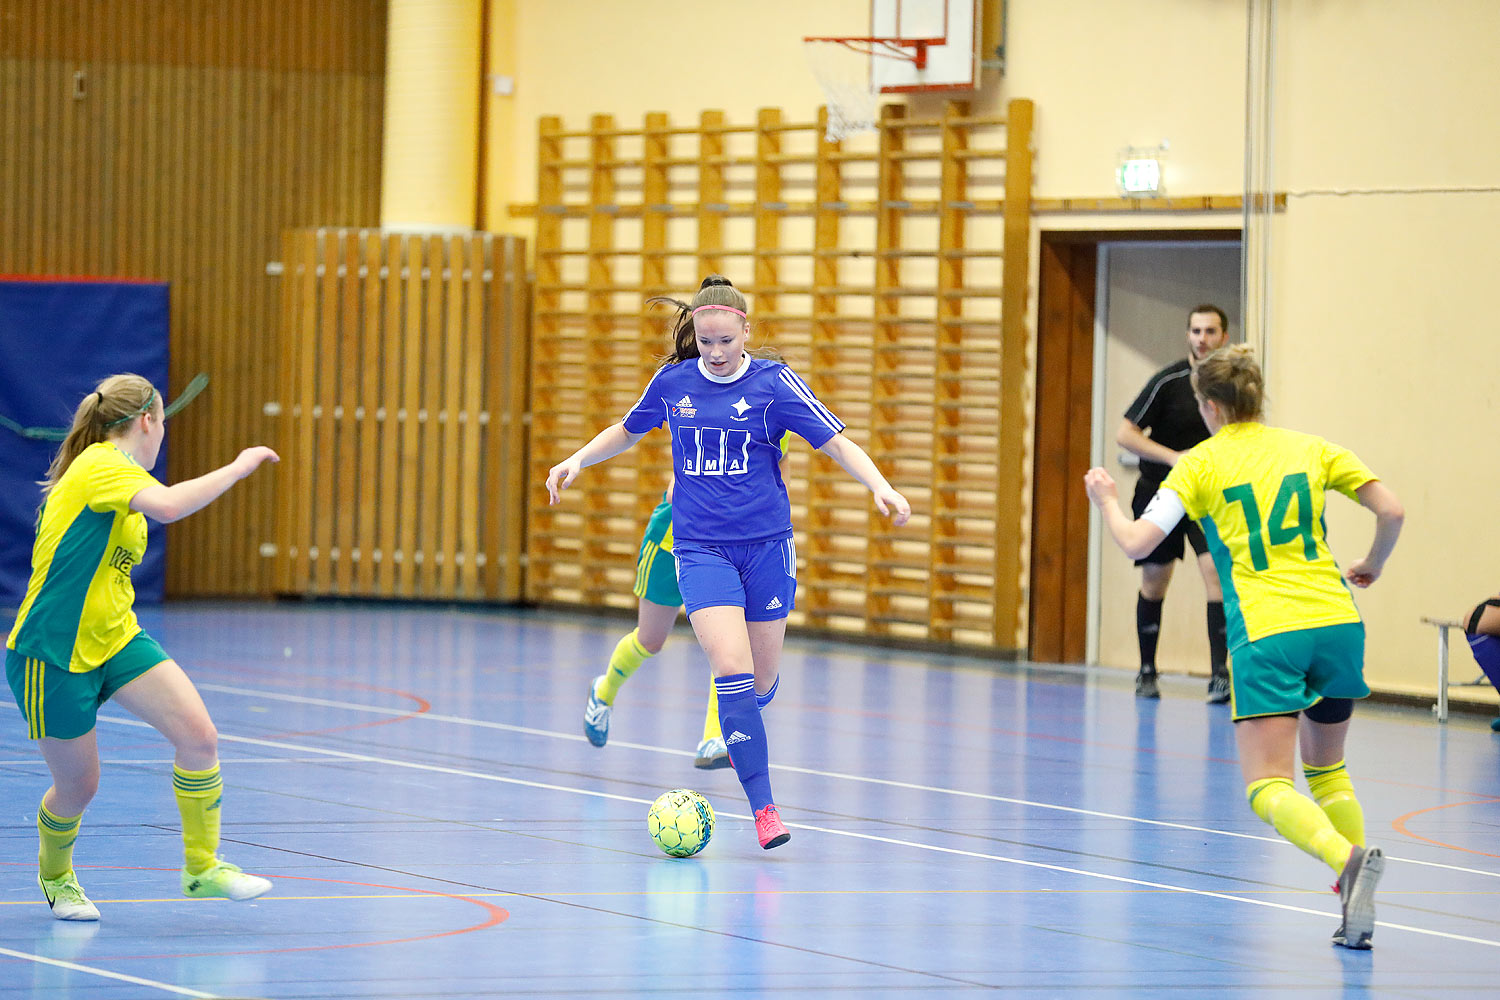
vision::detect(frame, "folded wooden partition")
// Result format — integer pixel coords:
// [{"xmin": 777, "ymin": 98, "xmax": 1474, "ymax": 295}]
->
[{"xmin": 269, "ymin": 229, "xmax": 529, "ymax": 601}]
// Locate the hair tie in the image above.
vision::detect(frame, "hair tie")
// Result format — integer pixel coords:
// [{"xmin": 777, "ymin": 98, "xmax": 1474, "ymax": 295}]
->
[{"xmin": 691, "ymin": 304, "xmax": 747, "ymax": 319}]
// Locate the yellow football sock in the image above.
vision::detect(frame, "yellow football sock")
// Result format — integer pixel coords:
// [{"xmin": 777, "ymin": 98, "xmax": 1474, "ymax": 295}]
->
[
  {"xmin": 1247, "ymin": 776, "xmax": 1351, "ymax": 872},
  {"xmin": 1304, "ymin": 759, "xmax": 1365, "ymax": 848},
  {"xmin": 596, "ymin": 629, "xmax": 652, "ymax": 704},
  {"xmin": 37, "ymin": 802, "xmax": 82, "ymax": 880},
  {"xmin": 174, "ymin": 763, "xmax": 223, "ymax": 875},
  {"xmin": 701, "ymin": 676, "xmax": 722, "ymax": 742}
]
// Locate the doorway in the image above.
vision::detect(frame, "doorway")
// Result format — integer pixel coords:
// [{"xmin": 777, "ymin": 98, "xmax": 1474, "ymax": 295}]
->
[{"xmin": 1029, "ymin": 231, "xmax": 1242, "ymax": 667}]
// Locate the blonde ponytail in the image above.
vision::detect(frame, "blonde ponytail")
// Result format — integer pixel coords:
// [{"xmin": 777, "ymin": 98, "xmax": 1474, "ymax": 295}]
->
[{"xmin": 41, "ymin": 374, "xmax": 159, "ymax": 496}]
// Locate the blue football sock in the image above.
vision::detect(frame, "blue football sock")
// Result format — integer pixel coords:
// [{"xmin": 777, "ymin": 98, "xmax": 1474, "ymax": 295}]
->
[
  {"xmin": 755, "ymin": 674, "xmax": 780, "ymax": 710},
  {"xmin": 715, "ymin": 673, "xmax": 774, "ymax": 812},
  {"xmin": 1466, "ymin": 633, "xmax": 1500, "ymax": 689}
]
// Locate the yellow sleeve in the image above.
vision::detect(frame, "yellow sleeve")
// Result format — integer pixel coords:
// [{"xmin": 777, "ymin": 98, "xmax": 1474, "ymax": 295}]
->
[
  {"xmin": 1162, "ymin": 451, "xmax": 1204, "ymax": 520},
  {"xmin": 1322, "ymin": 440, "xmax": 1376, "ymax": 500},
  {"xmin": 84, "ymin": 448, "xmax": 162, "ymax": 513}
]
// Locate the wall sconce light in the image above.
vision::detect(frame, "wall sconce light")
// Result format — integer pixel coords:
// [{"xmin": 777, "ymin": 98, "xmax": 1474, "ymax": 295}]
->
[{"xmin": 1117, "ymin": 143, "xmax": 1168, "ymax": 197}]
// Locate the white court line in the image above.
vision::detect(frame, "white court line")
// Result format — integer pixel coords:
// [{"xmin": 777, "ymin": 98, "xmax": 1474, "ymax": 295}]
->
[
  {"xmin": 0, "ymin": 945, "xmax": 221, "ymax": 998},
  {"xmin": 0, "ymin": 757, "xmax": 338, "ymax": 765},
  {"xmin": 784, "ymin": 822, "xmax": 1500, "ymax": 950},
  {"xmin": 185, "ymin": 683, "xmax": 1500, "ymax": 881},
  {"xmin": 95, "ymin": 715, "xmax": 1500, "ymax": 950}
]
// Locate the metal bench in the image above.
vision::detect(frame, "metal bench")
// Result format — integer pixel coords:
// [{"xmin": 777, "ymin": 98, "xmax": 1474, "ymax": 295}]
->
[{"xmin": 1420, "ymin": 616, "xmax": 1494, "ymax": 722}]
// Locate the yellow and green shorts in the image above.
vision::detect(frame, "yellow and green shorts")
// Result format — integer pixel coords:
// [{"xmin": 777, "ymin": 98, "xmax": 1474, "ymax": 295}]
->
[
  {"xmin": 6, "ymin": 632, "xmax": 170, "ymax": 740},
  {"xmin": 1229, "ymin": 621, "xmax": 1369, "ymax": 721},
  {"xmin": 632, "ymin": 498, "xmax": 682, "ymax": 609}
]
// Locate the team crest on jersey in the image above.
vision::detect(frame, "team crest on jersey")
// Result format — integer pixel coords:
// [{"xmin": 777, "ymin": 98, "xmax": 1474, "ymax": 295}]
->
[
  {"xmin": 672, "ymin": 394, "xmax": 697, "ymax": 418},
  {"xmin": 730, "ymin": 396, "xmax": 752, "ymax": 421}
]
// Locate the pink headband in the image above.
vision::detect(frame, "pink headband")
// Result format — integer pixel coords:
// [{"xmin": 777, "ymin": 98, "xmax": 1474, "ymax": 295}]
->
[{"xmin": 691, "ymin": 304, "xmax": 747, "ymax": 319}]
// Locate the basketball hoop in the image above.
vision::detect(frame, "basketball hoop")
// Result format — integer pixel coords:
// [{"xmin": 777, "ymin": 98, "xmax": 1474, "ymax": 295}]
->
[{"xmin": 803, "ymin": 35, "xmax": 933, "ymax": 143}]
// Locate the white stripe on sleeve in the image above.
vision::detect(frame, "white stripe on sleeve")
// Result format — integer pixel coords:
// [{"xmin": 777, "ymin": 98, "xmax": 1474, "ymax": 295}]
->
[
  {"xmin": 777, "ymin": 369, "xmax": 844, "ymax": 433},
  {"xmin": 622, "ymin": 366, "xmax": 669, "ymax": 422}
]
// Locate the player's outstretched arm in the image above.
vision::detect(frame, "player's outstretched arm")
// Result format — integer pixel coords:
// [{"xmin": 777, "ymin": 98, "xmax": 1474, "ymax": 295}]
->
[
  {"xmin": 546, "ymin": 422, "xmax": 647, "ymax": 505},
  {"xmin": 1083, "ymin": 467, "xmax": 1167, "ymax": 559},
  {"xmin": 1344, "ymin": 479, "xmax": 1405, "ymax": 588},
  {"xmin": 817, "ymin": 433, "xmax": 910, "ymax": 526},
  {"xmin": 130, "ymin": 447, "xmax": 279, "ymax": 523}
]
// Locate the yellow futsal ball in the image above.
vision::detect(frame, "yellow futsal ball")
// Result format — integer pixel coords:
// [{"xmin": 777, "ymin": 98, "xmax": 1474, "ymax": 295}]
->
[{"xmin": 647, "ymin": 788, "xmax": 714, "ymax": 858}]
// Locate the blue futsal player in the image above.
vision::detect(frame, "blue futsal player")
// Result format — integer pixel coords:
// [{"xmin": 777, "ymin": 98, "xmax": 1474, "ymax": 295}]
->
[
  {"xmin": 1462, "ymin": 594, "xmax": 1500, "ymax": 731},
  {"xmin": 546, "ymin": 276, "xmax": 911, "ymax": 849}
]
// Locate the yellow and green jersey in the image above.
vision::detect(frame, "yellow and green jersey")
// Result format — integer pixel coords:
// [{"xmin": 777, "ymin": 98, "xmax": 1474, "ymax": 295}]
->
[
  {"xmin": 1162, "ymin": 422, "xmax": 1376, "ymax": 649},
  {"xmin": 6, "ymin": 442, "xmax": 162, "ymax": 672}
]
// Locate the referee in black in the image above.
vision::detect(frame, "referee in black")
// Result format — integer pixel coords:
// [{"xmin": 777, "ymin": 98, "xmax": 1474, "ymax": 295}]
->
[{"xmin": 1116, "ymin": 304, "xmax": 1232, "ymax": 702}]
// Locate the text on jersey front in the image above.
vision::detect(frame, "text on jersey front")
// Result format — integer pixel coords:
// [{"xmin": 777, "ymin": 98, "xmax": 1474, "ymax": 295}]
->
[{"xmin": 677, "ymin": 426, "xmax": 752, "ymax": 477}]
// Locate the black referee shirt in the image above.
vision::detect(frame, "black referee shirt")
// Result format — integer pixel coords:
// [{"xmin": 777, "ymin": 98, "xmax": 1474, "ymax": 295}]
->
[{"xmin": 1123, "ymin": 358, "xmax": 1211, "ymax": 484}]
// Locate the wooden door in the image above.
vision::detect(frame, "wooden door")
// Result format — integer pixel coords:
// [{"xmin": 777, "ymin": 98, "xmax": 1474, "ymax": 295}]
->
[{"xmin": 1029, "ymin": 239, "xmax": 1096, "ymax": 663}]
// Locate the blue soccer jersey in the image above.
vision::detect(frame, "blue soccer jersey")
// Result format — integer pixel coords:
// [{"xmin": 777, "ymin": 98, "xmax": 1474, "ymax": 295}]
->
[{"xmin": 621, "ymin": 356, "xmax": 844, "ymax": 544}]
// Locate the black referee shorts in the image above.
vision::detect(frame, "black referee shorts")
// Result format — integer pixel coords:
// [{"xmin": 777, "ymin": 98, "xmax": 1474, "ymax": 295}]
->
[{"xmin": 1131, "ymin": 477, "xmax": 1208, "ymax": 566}]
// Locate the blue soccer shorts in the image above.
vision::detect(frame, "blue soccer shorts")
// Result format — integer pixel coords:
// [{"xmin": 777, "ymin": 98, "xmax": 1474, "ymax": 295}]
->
[{"xmin": 674, "ymin": 537, "xmax": 797, "ymax": 622}]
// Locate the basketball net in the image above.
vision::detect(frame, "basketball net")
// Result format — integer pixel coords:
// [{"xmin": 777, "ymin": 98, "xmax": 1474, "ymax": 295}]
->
[{"xmin": 804, "ymin": 39, "xmax": 881, "ymax": 143}]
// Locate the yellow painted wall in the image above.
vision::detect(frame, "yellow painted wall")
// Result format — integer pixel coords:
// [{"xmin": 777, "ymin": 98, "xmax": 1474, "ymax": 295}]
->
[
  {"xmin": 490, "ymin": 0, "xmax": 1249, "ymax": 209},
  {"xmin": 1001, "ymin": 0, "xmax": 1246, "ymax": 199},
  {"xmin": 482, "ymin": 0, "xmax": 1500, "ymax": 706},
  {"xmin": 483, "ymin": 0, "xmax": 520, "ymax": 235},
  {"xmin": 382, "ymin": 0, "xmax": 482, "ymax": 229},
  {"xmin": 1264, "ymin": 0, "xmax": 1500, "ymax": 702}
]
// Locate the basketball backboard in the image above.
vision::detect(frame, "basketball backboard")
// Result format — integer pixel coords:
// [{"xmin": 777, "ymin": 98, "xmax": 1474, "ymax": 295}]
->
[{"xmin": 871, "ymin": 0, "xmax": 979, "ymax": 93}]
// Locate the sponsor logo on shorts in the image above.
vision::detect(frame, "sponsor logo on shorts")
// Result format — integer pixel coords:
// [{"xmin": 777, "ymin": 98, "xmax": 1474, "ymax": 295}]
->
[{"xmin": 764, "ymin": 596, "xmax": 783, "ymax": 611}]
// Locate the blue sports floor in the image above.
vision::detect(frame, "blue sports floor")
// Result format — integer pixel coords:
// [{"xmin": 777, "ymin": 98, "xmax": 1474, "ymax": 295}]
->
[{"xmin": 2, "ymin": 602, "xmax": 1497, "ymax": 998}]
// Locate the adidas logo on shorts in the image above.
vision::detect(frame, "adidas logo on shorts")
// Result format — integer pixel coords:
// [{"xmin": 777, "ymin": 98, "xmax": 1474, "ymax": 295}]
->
[
  {"xmin": 725, "ymin": 730, "xmax": 751, "ymax": 744},
  {"xmin": 765, "ymin": 596, "xmax": 783, "ymax": 611}
]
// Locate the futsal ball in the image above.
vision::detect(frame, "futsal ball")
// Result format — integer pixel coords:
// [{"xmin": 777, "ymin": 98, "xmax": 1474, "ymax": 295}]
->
[{"xmin": 647, "ymin": 788, "xmax": 714, "ymax": 858}]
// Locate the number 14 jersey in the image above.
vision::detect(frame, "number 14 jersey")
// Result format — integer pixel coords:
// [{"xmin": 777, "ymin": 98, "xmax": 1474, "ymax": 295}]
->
[
  {"xmin": 1162, "ymin": 422, "xmax": 1377, "ymax": 648},
  {"xmin": 622, "ymin": 356, "xmax": 844, "ymax": 545}
]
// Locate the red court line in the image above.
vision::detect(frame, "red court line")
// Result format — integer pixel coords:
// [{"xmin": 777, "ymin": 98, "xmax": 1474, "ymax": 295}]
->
[
  {"xmin": 257, "ymin": 692, "xmax": 433, "ymax": 740},
  {"xmin": 206, "ymin": 662, "xmax": 433, "ymax": 738},
  {"xmin": 728, "ymin": 694, "xmax": 1500, "ymax": 798},
  {"xmin": 99, "ymin": 650, "xmax": 1499, "ymax": 805},
  {"xmin": 202, "ymin": 658, "xmax": 1500, "ymax": 800},
  {"xmin": 1391, "ymin": 797, "xmax": 1500, "ymax": 859},
  {"xmin": 107, "ymin": 659, "xmax": 432, "ymax": 748},
  {"xmin": 53, "ymin": 866, "xmax": 509, "ymax": 959}
]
